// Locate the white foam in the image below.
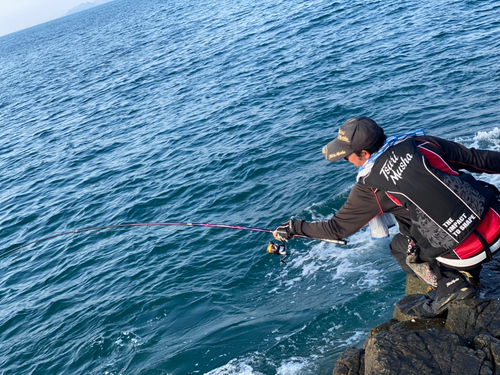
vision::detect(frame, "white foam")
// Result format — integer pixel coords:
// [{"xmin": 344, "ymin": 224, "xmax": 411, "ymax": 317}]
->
[
  {"xmin": 276, "ymin": 356, "xmax": 317, "ymax": 375},
  {"xmin": 457, "ymin": 127, "xmax": 500, "ymax": 151},
  {"xmin": 205, "ymin": 354, "xmax": 318, "ymax": 375},
  {"xmin": 296, "ymin": 204, "xmax": 346, "ymax": 223},
  {"xmin": 472, "ymin": 127, "xmax": 500, "ymax": 147},
  {"xmin": 284, "ymin": 277, "xmax": 302, "ymax": 289},
  {"xmin": 331, "ymin": 258, "xmax": 353, "ymax": 282},
  {"xmin": 204, "ymin": 355, "xmax": 264, "ymax": 375},
  {"xmin": 282, "ymin": 227, "xmax": 389, "ymax": 290},
  {"xmin": 327, "ymin": 324, "xmax": 343, "ymax": 332},
  {"xmin": 344, "ymin": 330, "xmax": 365, "ymax": 346},
  {"xmin": 455, "ymin": 129, "xmax": 500, "ymax": 187},
  {"xmin": 356, "ymin": 269, "xmax": 383, "ymax": 288},
  {"xmin": 114, "ymin": 331, "xmax": 143, "ymax": 348}
]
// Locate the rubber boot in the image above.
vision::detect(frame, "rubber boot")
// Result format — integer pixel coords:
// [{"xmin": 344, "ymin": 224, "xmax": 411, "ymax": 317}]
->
[{"xmin": 420, "ymin": 268, "xmax": 476, "ymax": 317}]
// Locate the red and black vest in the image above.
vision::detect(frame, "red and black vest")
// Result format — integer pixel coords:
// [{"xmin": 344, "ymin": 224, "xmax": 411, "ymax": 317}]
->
[{"xmin": 359, "ymin": 138, "xmax": 500, "ymax": 260}]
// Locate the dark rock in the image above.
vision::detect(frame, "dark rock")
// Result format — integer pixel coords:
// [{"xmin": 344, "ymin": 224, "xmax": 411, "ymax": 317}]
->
[
  {"xmin": 447, "ymin": 299, "xmax": 500, "ymax": 340},
  {"xmin": 365, "ymin": 317, "xmax": 446, "ymax": 346},
  {"xmin": 479, "ymin": 258, "xmax": 500, "ymax": 300},
  {"xmin": 366, "ymin": 319, "xmax": 398, "ymax": 343},
  {"xmin": 332, "ymin": 259, "xmax": 500, "ymax": 374},
  {"xmin": 393, "ymin": 293, "xmax": 430, "ymax": 321},
  {"xmin": 405, "ymin": 274, "xmax": 431, "ymax": 295},
  {"xmin": 474, "ymin": 334, "xmax": 500, "ymax": 372},
  {"xmin": 389, "ymin": 317, "xmax": 446, "ymax": 333},
  {"xmin": 332, "ymin": 347, "xmax": 364, "ymax": 375},
  {"xmin": 364, "ymin": 328, "xmax": 491, "ymax": 375}
]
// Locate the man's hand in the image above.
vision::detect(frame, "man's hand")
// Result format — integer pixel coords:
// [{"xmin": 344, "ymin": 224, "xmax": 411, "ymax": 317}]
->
[{"xmin": 273, "ymin": 219, "xmax": 295, "ymax": 241}]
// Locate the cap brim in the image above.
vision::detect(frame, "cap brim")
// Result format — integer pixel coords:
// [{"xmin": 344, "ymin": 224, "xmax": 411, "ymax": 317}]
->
[{"xmin": 322, "ymin": 138, "xmax": 353, "ymax": 162}]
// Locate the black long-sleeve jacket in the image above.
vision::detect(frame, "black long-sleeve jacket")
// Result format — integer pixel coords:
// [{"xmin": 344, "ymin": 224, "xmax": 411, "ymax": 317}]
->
[{"xmin": 292, "ymin": 135, "xmax": 500, "ymax": 241}]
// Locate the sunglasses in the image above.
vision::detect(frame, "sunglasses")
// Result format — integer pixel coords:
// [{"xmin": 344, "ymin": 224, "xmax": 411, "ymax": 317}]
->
[{"xmin": 343, "ymin": 152, "xmax": 354, "ymax": 161}]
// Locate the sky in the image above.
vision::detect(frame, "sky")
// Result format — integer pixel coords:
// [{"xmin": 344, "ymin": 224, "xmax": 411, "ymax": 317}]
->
[{"xmin": 0, "ymin": 0, "xmax": 98, "ymax": 37}]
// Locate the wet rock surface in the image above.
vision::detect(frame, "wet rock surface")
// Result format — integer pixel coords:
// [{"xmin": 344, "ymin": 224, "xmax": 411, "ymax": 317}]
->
[{"xmin": 333, "ymin": 258, "xmax": 500, "ymax": 375}]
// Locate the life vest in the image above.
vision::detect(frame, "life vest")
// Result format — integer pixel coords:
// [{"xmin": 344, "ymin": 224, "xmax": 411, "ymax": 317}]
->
[{"xmin": 358, "ymin": 137, "xmax": 499, "ymax": 263}]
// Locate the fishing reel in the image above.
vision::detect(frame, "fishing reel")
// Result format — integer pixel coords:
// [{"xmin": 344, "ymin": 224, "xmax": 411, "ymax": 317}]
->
[{"xmin": 266, "ymin": 240, "xmax": 289, "ymax": 265}]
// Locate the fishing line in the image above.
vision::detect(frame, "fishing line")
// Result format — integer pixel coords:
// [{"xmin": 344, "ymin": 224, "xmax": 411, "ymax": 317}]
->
[{"xmin": 0, "ymin": 222, "xmax": 347, "ymax": 261}]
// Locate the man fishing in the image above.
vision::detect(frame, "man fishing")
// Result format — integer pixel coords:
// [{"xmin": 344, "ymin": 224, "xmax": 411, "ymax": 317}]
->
[{"xmin": 273, "ymin": 117, "xmax": 500, "ymax": 317}]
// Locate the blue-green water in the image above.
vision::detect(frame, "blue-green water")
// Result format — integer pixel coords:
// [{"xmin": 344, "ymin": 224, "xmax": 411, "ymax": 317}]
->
[{"xmin": 1, "ymin": 0, "xmax": 500, "ymax": 373}]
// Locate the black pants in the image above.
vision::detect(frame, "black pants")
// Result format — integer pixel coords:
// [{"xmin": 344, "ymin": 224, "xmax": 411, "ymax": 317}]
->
[
  {"xmin": 391, "ymin": 196, "xmax": 500, "ymax": 286},
  {"xmin": 389, "ymin": 233, "xmax": 481, "ymax": 281},
  {"xmin": 390, "ymin": 233, "xmax": 421, "ymax": 275}
]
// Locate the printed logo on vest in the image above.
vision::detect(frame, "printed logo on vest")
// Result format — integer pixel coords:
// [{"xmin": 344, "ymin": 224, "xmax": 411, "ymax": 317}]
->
[
  {"xmin": 442, "ymin": 213, "xmax": 477, "ymax": 237},
  {"xmin": 380, "ymin": 151, "xmax": 414, "ymax": 185}
]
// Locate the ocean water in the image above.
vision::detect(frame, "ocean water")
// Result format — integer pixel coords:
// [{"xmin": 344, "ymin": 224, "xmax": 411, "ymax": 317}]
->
[{"xmin": 1, "ymin": 0, "xmax": 500, "ymax": 374}]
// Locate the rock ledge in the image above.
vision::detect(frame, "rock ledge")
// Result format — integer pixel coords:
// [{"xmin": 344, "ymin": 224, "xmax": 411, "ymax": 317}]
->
[{"xmin": 333, "ymin": 258, "xmax": 500, "ymax": 375}]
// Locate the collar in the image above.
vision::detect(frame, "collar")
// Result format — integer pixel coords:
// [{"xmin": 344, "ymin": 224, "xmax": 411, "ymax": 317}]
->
[{"xmin": 356, "ymin": 129, "xmax": 426, "ymax": 182}]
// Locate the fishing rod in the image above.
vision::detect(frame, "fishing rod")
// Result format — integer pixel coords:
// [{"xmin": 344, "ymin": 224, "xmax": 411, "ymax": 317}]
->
[{"xmin": 0, "ymin": 222, "xmax": 347, "ymax": 264}]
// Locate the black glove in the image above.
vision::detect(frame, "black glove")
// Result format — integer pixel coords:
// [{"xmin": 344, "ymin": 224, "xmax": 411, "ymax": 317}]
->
[{"xmin": 273, "ymin": 219, "xmax": 295, "ymax": 241}]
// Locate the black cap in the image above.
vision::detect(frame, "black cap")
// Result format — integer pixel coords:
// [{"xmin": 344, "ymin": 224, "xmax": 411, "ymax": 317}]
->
[{"xmin": 322, "ymin": 117, "xmax": 384, "ymax": 162}]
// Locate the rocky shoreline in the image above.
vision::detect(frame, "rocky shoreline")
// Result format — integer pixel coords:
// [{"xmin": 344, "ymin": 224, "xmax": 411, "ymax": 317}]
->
[{"xmin": 333, "ymin": 258, "xmax": 500, "ymax": 375}]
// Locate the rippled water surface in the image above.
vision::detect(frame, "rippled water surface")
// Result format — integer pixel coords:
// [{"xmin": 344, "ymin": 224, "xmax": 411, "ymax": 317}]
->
[{"xmin": 1, "ymin": 0, "xmax": 500, "ymax": 374}]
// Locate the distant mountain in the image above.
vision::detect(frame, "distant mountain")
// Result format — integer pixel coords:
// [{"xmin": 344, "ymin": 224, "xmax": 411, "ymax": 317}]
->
[{"xmin": 66, "ymin": 0, "xmax": 114, "ymax": 16}]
